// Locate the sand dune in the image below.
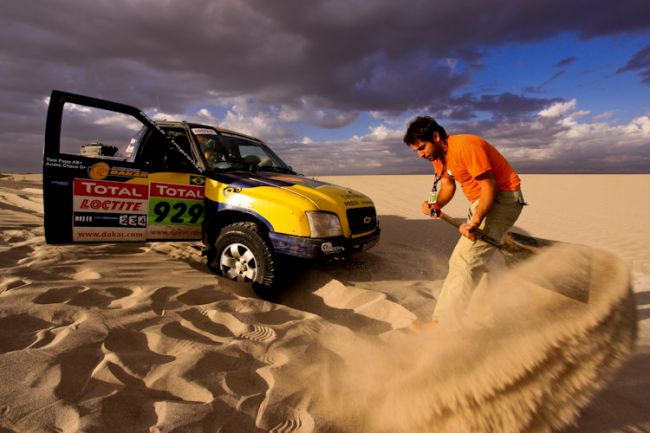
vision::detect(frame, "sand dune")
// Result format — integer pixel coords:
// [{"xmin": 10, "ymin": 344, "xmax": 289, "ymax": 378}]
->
[{"xmin": 0, "ymin": 174, "xmax": 648, "ymax": 432}]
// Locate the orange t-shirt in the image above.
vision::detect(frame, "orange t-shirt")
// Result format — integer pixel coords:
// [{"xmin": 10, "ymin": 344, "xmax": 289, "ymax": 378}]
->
[{"xmin": 432, "ymin": 135, "xmax": 520, "ymax": 202}]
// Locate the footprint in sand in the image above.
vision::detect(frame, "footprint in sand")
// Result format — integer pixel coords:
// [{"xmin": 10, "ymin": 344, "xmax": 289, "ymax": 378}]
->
[
  {"xmin": 151, "ymin": 286, "xmax": 181, "ymax": 316},
  {"xmin": 1, "ymin": 245, "xmax": 34, "ymax": 268},
  {"xmin": 53, "ymin": 342, "xmax": 105, "ymax": 402},
  {"xmin": 0, "ymin": 313, "xmax": 61, "ymax": 353},
  {"xmin": 33, "ymin": 286, "xmax": 86, "ymax": 304},
  {"xmin": 205, "ymin": 310, "xmax": 276, "ymax": 342},
  {"xmin": 33, "ymin": 286, "xmax": 133, "ymax": 309},
  {"xmin": 254, "ymin": 309, "xmax": 306, "ymax": 326},
  {"xmin": 177, "ymin": 309, "xmax": 235, "ymax": 340},
  {"xmin": 29, "ymin": 319, "xmax": 83, "ymax": 351},
  {"xmin": 269, "ymin": 417, "xmax": 306, "ymax": 433},
  {"xmin": 176, "ymin": 285, "xmax": 236, "ymax": 306},
  {"xmin": 259, "ymin": 352, "xmax": 290, "ymax": 369},
  {"xmin": 223, "ymin": 367, "xmax": 269, "ymax": 401},
  {"xmin": 0, "ymin": 228, "xmax": 34, "ymax": 243},
  {"xmin": 102, "ymin": 328, "xmax": 176, "ymax": 376},
  {"xmin": 241, "ymin": 324, "xmax": 277, "ymax": 342},
  {"xmin": 0, "ymin": 277, "xmax": 31, "ymax": 292},
  {"xmin": 183, "ymin": 351, "xmax": 244, "ymax": 397},
  {"xmin": 93, "ymin": 364, "xmax": 181, "ymax": 433},
  {"xmin": 2, "ymin": 308, "xmax": 87, "ymax": 352},
  {"xmin": 160, "ymin": 321, "xmax": 222, "ymax": 346}
]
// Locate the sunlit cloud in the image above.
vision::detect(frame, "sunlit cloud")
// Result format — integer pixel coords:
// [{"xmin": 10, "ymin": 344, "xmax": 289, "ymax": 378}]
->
[
  {"xmin": 282, "ymin": 99, "xmax": 650, "ymax": 175},
  {"xmin": 538, "ymin": 99, "xmax": 577, "ymax": 118}
]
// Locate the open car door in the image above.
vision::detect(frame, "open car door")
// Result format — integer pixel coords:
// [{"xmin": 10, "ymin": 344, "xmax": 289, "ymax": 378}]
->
[{"xmin": 43, "ymin": 90, "xmax": 205, "ymax": 244}]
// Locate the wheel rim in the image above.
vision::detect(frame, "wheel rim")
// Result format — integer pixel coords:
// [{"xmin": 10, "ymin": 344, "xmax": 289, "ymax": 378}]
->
[{"xmin": 219, "ymin": 243, "xmax": 258, "ymax": 282}]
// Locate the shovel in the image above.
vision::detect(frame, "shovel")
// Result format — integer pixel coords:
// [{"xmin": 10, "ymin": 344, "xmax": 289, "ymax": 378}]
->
[
  {"xmin": 439, "ymin": 213, "xmax": 555, "ymax": 265},
  {"xmin": 440, "ymin": 213, "xmax": 592, "ymax": 303}
]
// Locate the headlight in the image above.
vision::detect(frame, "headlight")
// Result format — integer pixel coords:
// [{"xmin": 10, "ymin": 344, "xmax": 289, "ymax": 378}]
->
[{"xmin": 306, "ymin": 211, "xmax": 342, "ymax": 238}]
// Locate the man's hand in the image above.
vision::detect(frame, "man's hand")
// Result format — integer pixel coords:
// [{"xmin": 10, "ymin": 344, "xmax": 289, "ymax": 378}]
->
[
  {"xmin": 459, "ymin": 222, "xmax": 477, "ymax": 241},
  {"xmin": 422, "ymin": 201, "xmax": 442, "ymax": 218},
  {"xmin": 421, "ymin": 200, "xmax": 433, "ymax": 215},
  {"xmin": 421, "ymin": 200, "xmax": 428, "ymax": 215}
]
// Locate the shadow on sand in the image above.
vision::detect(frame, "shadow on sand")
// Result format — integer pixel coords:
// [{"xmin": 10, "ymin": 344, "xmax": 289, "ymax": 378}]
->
[
  {"xmin": 266, "ymin": 214, "xmax": 545, "ymax": 331},
  {"xmin": 564, "ymin": 347, "xmax": 650, "ymax": 432}
]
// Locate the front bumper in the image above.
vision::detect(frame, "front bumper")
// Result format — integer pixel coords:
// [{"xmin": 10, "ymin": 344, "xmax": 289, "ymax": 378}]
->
[{"xmin": 269, "ymin": 229, "xmax": 380, "ymax": 260}]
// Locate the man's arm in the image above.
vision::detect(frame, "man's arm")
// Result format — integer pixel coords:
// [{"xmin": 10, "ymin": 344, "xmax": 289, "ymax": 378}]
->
[
  {"xmin": 459, "ymin": 171, "xmax": 496, "ymax": 240},
  {"xmin": 436, "ymin": 176, "xmax": 456, "ymax": 207},
  {"xmin": 422, "ymin": 176, "xmax": 456, "ymax": 215}
]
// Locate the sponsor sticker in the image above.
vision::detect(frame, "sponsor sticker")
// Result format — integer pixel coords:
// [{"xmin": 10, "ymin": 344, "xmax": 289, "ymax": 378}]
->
[
  {"xmin": 192, "ymin": 128, "xmax": 217, "ymax": 135},
  {"xmin": 74, "ymin": 196, "xmax": 147, "ymax": 213},
  {"xmin": 88, "ymin": 162, "xmax": 110, "ymax": 180},
  {"xmin": 71, "ymin": 178, "xmax": 203, "ymax": 241},
  {"xmin": 321, "ymin": 242, "xmax": 345, "ymax": 254},
  {"xmin": 150, "ymin": 182, "xmax": 204, "ymax": 200},
  {"xmin": 74, "ymin": 179, "xmax": 149, "ymax": 199},
  {"xmin": 73, "ymin": 227, "xmax": 146, "ymax": 242},
  {"xmin": 341, "ymin": 192, "xmax": 366, "ymax": 199},
  {"xmin": 189, "ymin": 175, "xmax": 205, "ymax": 186},
  {"xmin": 343, "ymin": 199, "xmax": 374, "ymax": 207},
  {"xmin": 145, "ymin": 225, "xmax": 202, "ymax": 240},
  {"xmin": 148, "ymin": 182, "xmax": 205, "ymax": 228},
  {"xmin": 73, "ymin": 212, "xmax": 147, "ymax": 228},
  {"xmin": 45, "ymin": 156, "xmax": 85, "ymax": 170},
  {"xmin": 109, "ymin": 167, "xmax": 149, "ymax": 179},
  {"xmin": 72, "ymin": 178, "xmax": 148, "ymax": 241}
]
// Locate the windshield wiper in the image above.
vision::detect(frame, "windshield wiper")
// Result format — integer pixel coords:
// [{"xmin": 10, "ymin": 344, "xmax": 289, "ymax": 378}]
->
[{"xmin": 258, "ymin": 166, "xmax": 295, "ymax": 174}]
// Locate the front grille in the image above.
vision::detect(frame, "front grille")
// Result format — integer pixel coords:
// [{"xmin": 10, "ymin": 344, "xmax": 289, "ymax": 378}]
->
[{"xmin": 346, "ymin": 207, "xmax": 377, "ymax": 235}]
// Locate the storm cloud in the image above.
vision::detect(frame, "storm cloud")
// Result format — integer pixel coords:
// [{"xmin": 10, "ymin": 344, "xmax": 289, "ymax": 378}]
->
[
  {"xmin": 618, "ymin": 44, "xmax": 650, "ymax": 85},
  {"xmin": 1, "ymin": 0, "xmax": 649, "ymax": 172}
]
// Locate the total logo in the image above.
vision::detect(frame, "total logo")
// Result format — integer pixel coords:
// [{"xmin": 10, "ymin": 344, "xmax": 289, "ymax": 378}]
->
[{"xmin": 75, "ymin": 179, "xmax": 148, "ymax": 198}]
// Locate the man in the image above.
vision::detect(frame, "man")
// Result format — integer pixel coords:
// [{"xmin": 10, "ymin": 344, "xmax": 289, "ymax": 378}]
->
[
  {"xmin": 196, "ymin": 134, "xmax": 227, "ymax": 164},
  {"xmin": 403, "ymin": 116, "xmax": 526, "ymax": 328}
]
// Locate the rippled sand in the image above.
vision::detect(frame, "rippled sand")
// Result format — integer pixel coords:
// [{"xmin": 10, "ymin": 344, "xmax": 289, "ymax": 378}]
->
[{"xmin": 0, "ymin": 173, "xmax": 647, "ymax": 432}]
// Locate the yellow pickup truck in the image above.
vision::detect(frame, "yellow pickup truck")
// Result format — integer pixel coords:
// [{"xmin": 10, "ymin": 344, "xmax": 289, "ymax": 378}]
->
[{"xmin": 43, "ymin": 90, "xmax": 380, "ymax": 297}]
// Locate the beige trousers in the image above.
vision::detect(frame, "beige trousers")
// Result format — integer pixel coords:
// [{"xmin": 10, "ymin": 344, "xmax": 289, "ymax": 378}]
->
[{"xmin": 432, "ymin": 190, "xmax": 525, "ymax": 323}]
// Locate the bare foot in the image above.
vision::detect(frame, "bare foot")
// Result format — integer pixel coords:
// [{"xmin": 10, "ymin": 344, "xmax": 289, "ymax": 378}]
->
[{"xmin": 409, "ymin": 320, "xmax": 438, "ymax": 333}]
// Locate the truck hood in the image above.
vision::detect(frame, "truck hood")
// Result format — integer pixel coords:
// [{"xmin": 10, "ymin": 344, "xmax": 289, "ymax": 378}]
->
[{"xmin": 207, "ymin": 170, "xmax": 375, "ymax": 210}]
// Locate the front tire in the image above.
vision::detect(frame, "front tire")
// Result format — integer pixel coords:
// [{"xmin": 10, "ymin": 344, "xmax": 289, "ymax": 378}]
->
[{"xmin": 209, "ymin": 222, "xmax": 277, "ymax": 298}]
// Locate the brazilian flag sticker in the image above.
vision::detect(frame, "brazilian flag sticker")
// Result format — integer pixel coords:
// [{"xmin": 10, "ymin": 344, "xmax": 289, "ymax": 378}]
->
[{"xmin": 190, "ymin": 175, "xmax": 205, "ymax": 186}]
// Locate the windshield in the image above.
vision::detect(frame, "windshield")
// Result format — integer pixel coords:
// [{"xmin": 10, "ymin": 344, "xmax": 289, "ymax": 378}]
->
[{"xmin": 194, "ymin": 129, "xmax": 294, "ymax": 174}]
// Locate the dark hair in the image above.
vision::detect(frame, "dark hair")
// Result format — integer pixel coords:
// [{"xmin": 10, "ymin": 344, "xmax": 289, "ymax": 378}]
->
[{"xmin": 403, "ymin": 116, "xmax": 447, "ymax": 145}]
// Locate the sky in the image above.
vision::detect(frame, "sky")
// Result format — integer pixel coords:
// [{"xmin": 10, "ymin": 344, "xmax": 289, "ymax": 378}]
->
[{"xmin": 1, "ymin": 0, "xmax": 649, "ymax": 175}]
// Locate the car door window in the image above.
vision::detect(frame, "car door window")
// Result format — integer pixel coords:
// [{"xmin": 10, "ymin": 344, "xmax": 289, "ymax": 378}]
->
[
  {"xmin": 136, "ymin": 128, "xmax": 198, "ymax": 172},
  {"xmin": 59, "ymin": 103, "xmax": 140, "ymax": 161}
]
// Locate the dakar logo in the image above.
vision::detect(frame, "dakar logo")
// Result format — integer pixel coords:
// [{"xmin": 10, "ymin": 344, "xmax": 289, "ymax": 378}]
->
[{"xmin": 88, "ymin": 162, "xmax": 110, "ymax": 180}]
